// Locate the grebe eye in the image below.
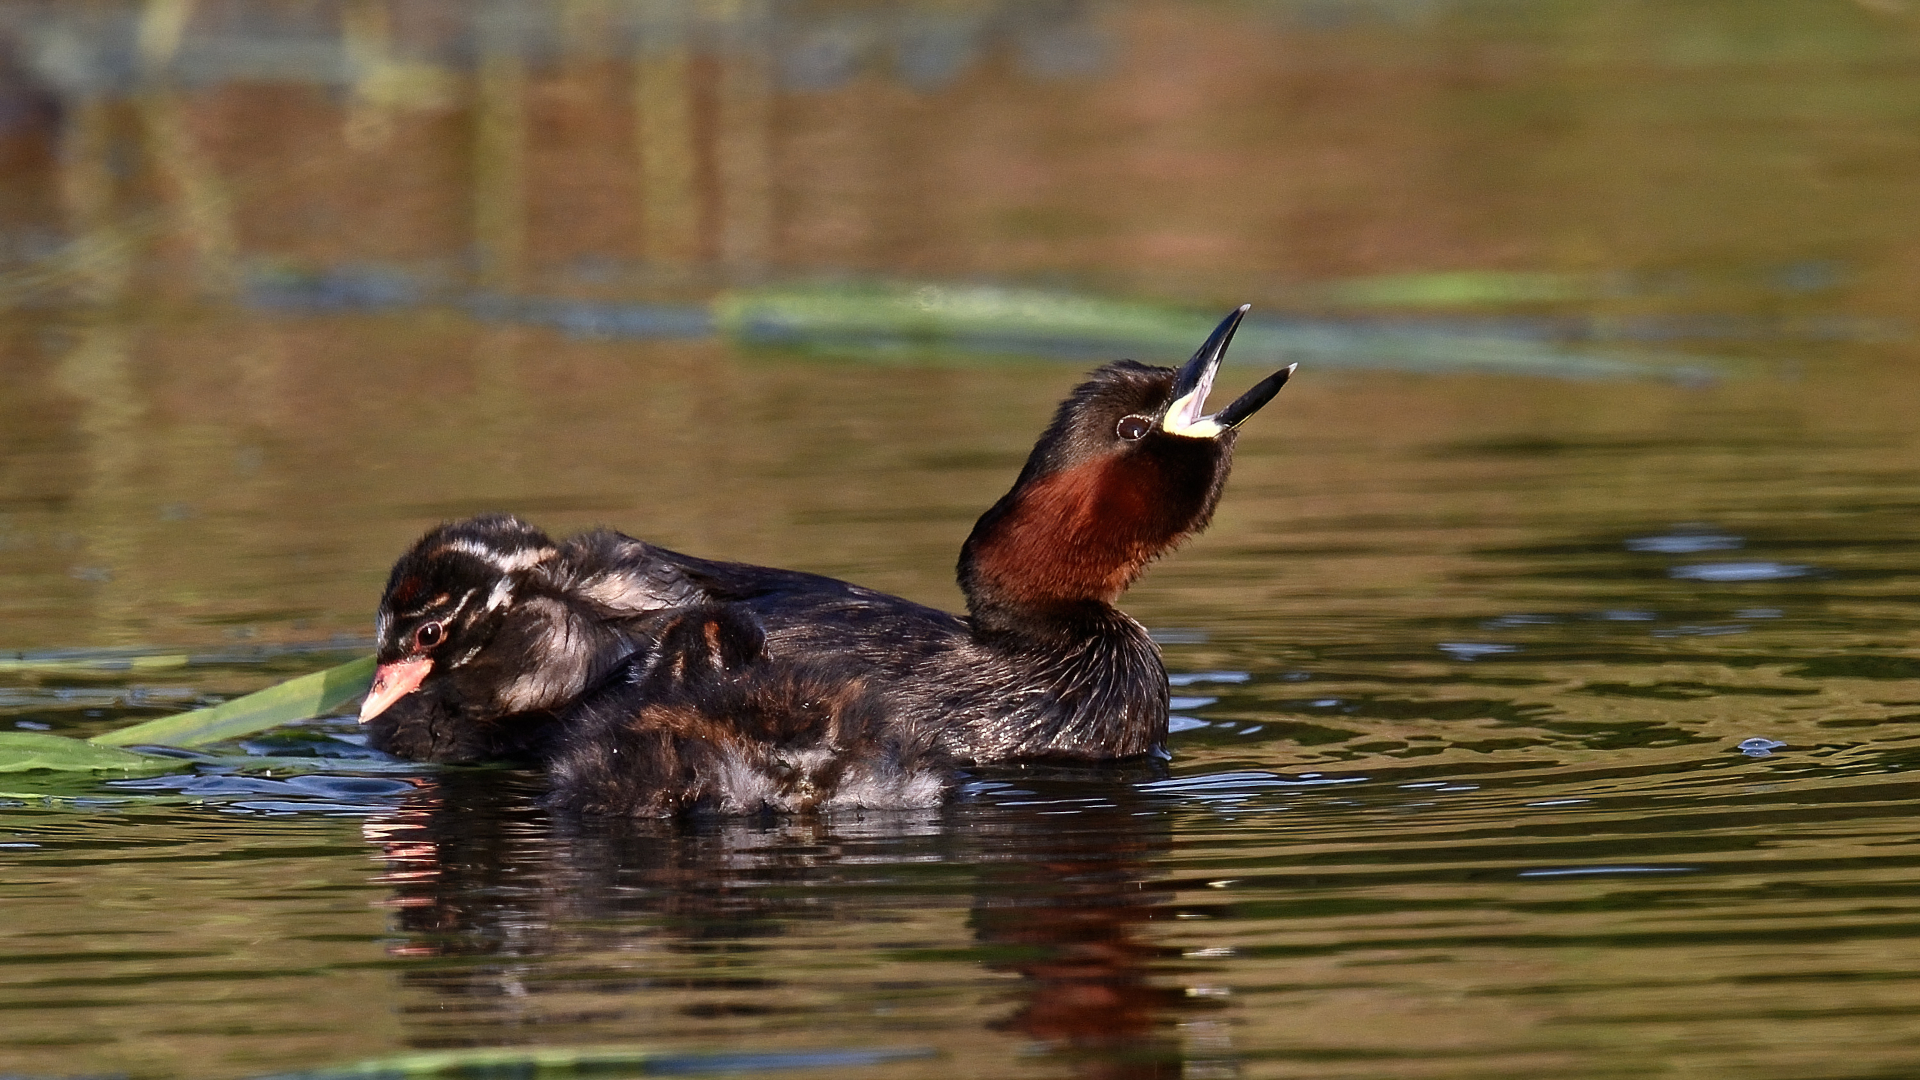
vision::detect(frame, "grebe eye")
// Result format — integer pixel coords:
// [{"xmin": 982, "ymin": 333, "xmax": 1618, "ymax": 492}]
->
[
  {"xmin": 1116, "ymin": 415, "xmax": 1153, "ymax": 441},
  {"xmin": 414, "ymin": 621, "xmax": 445, "ymax": 650}
]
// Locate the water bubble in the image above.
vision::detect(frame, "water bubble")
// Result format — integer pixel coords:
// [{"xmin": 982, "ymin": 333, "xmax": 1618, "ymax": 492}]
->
[{"xmin": 1738, "ymin": 737, "xmax": 1788, "ymax": 757}]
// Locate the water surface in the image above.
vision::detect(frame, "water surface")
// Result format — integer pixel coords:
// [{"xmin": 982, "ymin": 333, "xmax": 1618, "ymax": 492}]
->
[{"xmin": 3, "ymin": 3, "xmax": 1919, "ymax": 1078}]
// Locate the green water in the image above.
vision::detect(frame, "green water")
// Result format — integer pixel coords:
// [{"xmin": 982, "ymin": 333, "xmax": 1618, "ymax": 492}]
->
[{"xmin": 3, "ymin": 2, "xmax": 1919, "ymax": 1078}]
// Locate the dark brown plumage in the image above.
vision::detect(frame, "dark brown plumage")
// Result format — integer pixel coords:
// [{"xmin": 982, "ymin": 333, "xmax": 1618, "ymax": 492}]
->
[
  {"xmin": 360, "ymin": 306, "xmax": 1293, "ymax": 814},
  {"xmin": 546, "ymin": 606, "xmax": 948, "ymax": 816}
]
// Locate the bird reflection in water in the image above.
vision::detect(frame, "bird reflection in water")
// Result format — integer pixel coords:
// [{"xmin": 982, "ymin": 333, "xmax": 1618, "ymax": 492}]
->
[
  {"xmin": 359, "ymin": 769, "xmax": 1230, "ymax": 1077},
  {"xmin": 966, "ymin": 784, "xmax": 1227, "ymax": 1080}
]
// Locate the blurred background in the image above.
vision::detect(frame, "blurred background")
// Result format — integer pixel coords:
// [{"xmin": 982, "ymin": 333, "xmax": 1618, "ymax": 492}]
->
[
  {"xmin": 0, "ymin": 0, "xmax": 1914, "ymax": 652},
  {"xmin": 7, "ymin": 7, "xmax": 1920, "ymax": 1080}
]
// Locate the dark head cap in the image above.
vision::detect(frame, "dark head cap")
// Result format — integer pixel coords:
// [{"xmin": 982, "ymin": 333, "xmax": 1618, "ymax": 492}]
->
[{"xmin": 361, "ymin": 514, "xmax": 557, "ymax": 723}]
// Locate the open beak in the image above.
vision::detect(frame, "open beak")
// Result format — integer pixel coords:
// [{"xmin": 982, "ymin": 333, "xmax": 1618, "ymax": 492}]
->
[
  {"xmin": 358, "ymin": 657, "xmax": 432, "ymax": 723},
  {"xmin": 1162, "ymin": 305, "xmax": 1295, "ymax": 438}
]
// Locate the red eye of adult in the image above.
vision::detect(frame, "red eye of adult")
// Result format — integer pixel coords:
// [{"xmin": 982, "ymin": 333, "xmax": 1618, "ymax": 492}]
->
[
  {"xmin": 414, "ymin": 621, "xmax": 445, "ymax": 650},
  {"xmin": 1116, "ymin": 415, "xmax": 1153, "ymax": 441}
]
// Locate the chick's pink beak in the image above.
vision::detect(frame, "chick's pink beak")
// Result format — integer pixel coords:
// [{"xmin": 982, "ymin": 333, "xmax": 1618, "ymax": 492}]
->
[{"xmin": 358, "ymin": 657, "xmax": 433, "ymax": 723}]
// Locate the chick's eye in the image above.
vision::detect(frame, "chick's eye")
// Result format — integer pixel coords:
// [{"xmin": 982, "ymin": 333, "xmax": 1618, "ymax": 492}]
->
[
  {"xmin": 1116, "ymin": 414, "xmax": 1154, "ymax": 441},
  {"xmin": 413, "ymin": 621, "xmax": 444, "ymax": 650}
]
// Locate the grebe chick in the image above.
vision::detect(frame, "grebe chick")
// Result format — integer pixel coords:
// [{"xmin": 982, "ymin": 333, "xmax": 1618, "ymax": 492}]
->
[
  {"xmin": 546, "ymin": 606, "xmax": 949, "ymax": 816},
  {"xmin": 360, "ymin": 305, "xmax": 1292, "ymax": 809},
  {"xmin": 359, "ymin": 513, "xmax": 706, "ymax": 762}
]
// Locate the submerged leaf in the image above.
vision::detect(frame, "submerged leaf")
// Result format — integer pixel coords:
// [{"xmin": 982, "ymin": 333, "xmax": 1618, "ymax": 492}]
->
[
  {"xmin": 0, "ymin": 731, "xmax": 176, "ymax": 774},
  {"xmin": 90, "ymin": 656, "xmax": 376, "ymax": 749},
  {"xmin": 716, "ymin": 281, "xmax": 1211, "ymax": 361},
  {"xmin": 715, "ymin": 280, "xmax": 1724, "ymax": 381},
  {"xmin": 0, "ymin": 651, "xmax": 190, "ymax": 673},
  {"xmin": 1318, "ymin": 270, "xmax": 1592, "ymax": 307}
]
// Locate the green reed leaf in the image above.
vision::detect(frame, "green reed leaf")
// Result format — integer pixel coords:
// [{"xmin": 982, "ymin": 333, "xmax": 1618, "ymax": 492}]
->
[
  {"xmin": 0, "ymin": 731, "xmax": 176, "ymax": 774},
  {"xmin": 89, "ymin": 655, "xmax": 376, "ymax": 749}
]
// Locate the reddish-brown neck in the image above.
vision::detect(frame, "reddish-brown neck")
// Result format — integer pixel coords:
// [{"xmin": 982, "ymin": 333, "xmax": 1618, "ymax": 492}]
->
[{"xmin": 961, "ymin": 450, "xmax": 1214, "ymax": 629}]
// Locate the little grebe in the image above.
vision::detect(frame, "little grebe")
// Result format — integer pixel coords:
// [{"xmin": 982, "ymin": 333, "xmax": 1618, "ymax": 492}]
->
[{"xmin": 359, "ymin": 306, "xmax": 1292, "ymax": 814}]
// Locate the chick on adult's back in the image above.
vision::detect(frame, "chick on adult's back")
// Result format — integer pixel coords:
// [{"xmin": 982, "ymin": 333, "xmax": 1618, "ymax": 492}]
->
[{"xmin": 358, "ymin": 306, "xmax": 1293, "ymax": 812}]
